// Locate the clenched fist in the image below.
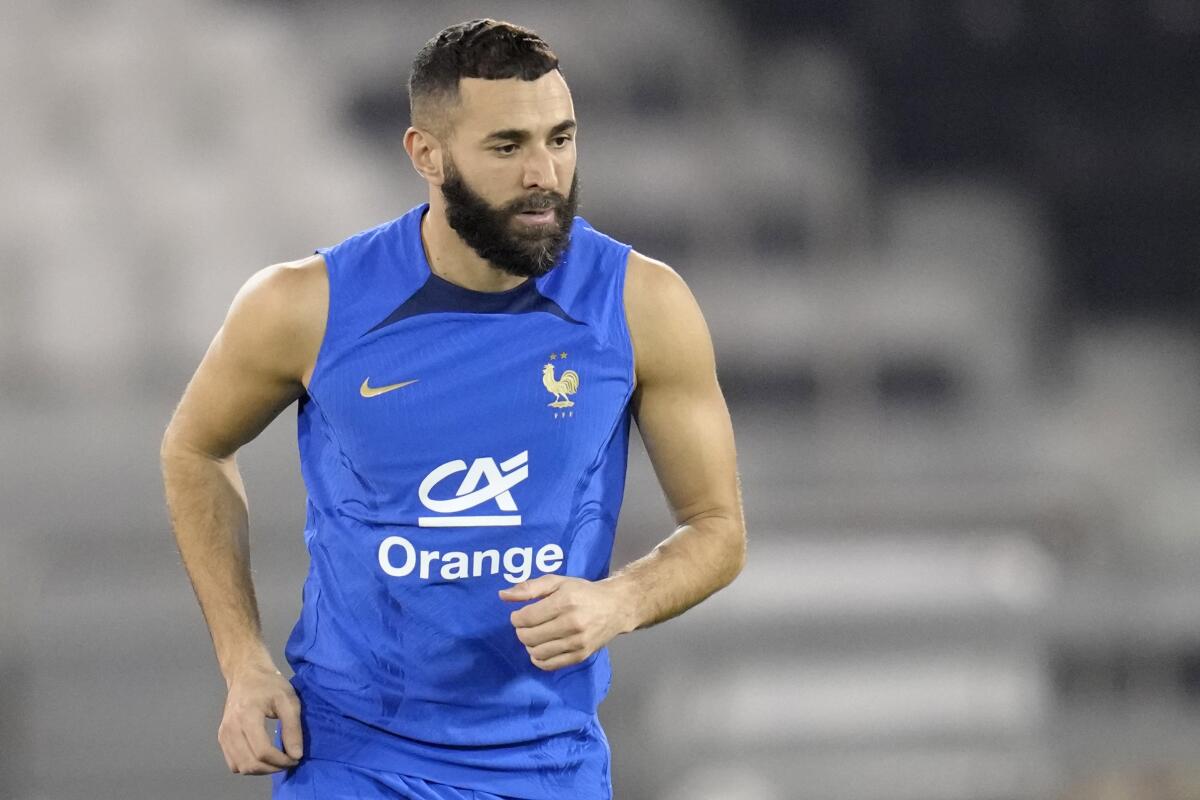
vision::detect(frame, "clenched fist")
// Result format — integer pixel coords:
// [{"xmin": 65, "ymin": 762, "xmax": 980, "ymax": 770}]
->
[
  {"xmin": 218, "ymin": 662, "xmax": 303, "ymax": 775},
  {"xmin": 499, "ymin": 575, "xmax": 634, "ymax": 671}
]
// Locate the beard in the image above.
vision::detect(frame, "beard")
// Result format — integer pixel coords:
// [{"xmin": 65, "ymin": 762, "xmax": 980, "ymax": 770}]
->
[{"xmin": 440, "ymin": 159, "xmax": 580, "ymax": 279}]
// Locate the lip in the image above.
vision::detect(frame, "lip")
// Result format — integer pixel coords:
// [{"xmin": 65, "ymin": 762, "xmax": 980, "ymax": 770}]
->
[{"xmin": 515, "ymin": 209, "xmax": 556, "ymax": 225}]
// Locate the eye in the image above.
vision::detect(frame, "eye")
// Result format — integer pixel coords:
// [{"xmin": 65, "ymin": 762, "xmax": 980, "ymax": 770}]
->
[
  {"xmin": 494, "ymin": 144, "xmax": 518, "ymax": 155},
  {"xmin": 552, "ymin": 135, "xmax": 573, "ymax": 147}
]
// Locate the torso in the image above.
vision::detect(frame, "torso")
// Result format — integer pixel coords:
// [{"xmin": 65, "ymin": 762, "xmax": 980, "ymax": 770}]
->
[{"xmin": 280, "ymin": 208, "xmax": 636, "ymax": 780}]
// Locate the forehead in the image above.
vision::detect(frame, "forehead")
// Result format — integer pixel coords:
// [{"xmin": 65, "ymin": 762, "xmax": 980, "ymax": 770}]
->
[{"xmin": 452, "ymin": 72, "xmax": 574, "ymax": 138}]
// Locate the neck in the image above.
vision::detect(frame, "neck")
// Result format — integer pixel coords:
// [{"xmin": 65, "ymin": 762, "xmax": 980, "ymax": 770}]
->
[{"xmin": 420, "ymin": 196, "xmax": 529, "ymax": 292}]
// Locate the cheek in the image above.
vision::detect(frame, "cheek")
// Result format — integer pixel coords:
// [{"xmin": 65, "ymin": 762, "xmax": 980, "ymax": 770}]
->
[
  {"xmin": 451, "ymin": 149, "xmax": 509, "ymax": 186},
  {"xmin": 557, "ymin": 158, "xmax": 578, "ymax": 191},
  {"xmin": 476, "ymin": 165, "xmax": 526, "ymax": 203},
  {"xmin": 556, "ymin": 148, "xmax": 577, "ymax": 172}
]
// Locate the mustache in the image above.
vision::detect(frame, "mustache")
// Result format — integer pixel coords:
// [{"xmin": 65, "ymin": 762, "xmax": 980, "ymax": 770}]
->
[{"xmin": 508, "ymin": 193, "xmax": 566, "ymax": 213}]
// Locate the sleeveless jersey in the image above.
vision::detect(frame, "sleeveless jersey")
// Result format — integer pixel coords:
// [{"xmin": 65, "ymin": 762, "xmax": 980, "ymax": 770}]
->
[{"xmin": 283, "ymin": 203, "xmax": 635, "ymax": 799}]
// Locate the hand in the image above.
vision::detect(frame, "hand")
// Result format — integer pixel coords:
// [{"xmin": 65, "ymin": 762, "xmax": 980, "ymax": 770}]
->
[
  {"xmin": 218, "ymin": 662, "xmax": 303, "ymax": 775},
  {"xmin": 499, "ymin": 575, "xmax": 632, "ymax": 671}
]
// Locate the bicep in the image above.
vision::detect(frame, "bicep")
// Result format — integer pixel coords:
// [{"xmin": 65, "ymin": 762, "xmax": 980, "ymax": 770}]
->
[
  {"xmin": 627, "ymin": 254, "xmax": 741, "ymax": 526},
  {"xmin": 163, "ymin": 264, "xmax": 317, "ymax": 460}
]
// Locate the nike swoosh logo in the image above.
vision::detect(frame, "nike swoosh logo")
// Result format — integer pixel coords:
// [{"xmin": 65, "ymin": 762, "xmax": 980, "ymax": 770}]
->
[{"xmin": 360, "ymin": 377, "xmax": 419, "ymax": 398}]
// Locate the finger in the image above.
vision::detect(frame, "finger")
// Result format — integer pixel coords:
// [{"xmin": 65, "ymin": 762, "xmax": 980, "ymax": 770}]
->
[
  {"xmin": 510, "ymin": 595, "xmax": 566, "ymax": 629},
  {"xmin": 514, "ymin": 615, "xmax": 575, "ymax": 647},
  {"xmin": 499, "ymin": 574, "xmax": 567, "ymax": 602},
  {"xmin": 218, "ymin": 738, "xmax": 236, "ymax": 773},
  {"xmin": 234, "ymin": 727, "xmax": 286, "ymax": 775},
  {"xmin": 241, "ymin": 712, "xmax": 298, "ymax": 771},
  {"xmin": 275, "ymin": 693, "xmax": 305, "ymax": 760},
  {"xmin": 527, "ymin": 634, "xmax": 582, "ymax": 661},
  {"xmin": 220, "ymin": 724, "xmax": 258, "ymax": 772},
  {"xmin": 530, "ymin": 651, "xmax": 585, "ymax": 671}
]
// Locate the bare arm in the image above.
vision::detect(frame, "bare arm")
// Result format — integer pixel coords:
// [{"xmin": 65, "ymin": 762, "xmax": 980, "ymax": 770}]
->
[
  {"xmin": 501, "ymin": 250, "xmax": 746, "ymax": 667},
  {"xmin": 607, "ymin": 250, "xmax": 747, "ymax": 630},
  {"xmin": 160, "ymin": 255, "xmax": 326, "ymax": 773}
]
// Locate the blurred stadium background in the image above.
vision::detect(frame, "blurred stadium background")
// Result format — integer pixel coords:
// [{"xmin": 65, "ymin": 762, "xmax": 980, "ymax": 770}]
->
[{"xmin": 3, "ymin": 0, "xmax": 1200, "ymax": 798}]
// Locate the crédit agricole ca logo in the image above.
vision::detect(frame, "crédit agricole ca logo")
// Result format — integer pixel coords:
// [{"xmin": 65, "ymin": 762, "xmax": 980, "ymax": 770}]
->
[
  {"xmin": 377, "ymin": 450, "xmax": 563, "ymax": 583},
  {"xmin": 418, "ymin": 450, "xmax": 529, "ymax": 527}
]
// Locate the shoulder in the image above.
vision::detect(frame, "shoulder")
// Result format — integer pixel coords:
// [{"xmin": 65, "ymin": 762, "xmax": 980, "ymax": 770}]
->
[
  {"xmin": 623, "ymin": 249, "xmax": 687, "ymax": 297},
  {"xmin": 622, "ymin": 250, "xmax": 715, "ymax": 389},
  {"xmin": 230, "ymin": 254, "xmax": 328, "ymax": 338},
  {"xmin": 226, "ymin": 253, "xmax": 328, "ymax": 387}
]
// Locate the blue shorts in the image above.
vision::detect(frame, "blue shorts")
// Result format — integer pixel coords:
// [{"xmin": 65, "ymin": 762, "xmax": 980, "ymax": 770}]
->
[{"xmin": 271, "ymin": 756, "xmax": 519, "ymax": 799}]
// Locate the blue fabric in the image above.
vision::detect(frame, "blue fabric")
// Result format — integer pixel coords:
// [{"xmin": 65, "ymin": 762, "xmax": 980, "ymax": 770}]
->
[
  {"xmin": 281, "ymin": 204, "xmax": 632, "ymax": 800},
  {"xmin": 365, "ymin": 271, "xmax": 584, "ymax": 333},
  {"xmin": 271, "ymin": 754, "xmax": 517, "ymax": 799}
]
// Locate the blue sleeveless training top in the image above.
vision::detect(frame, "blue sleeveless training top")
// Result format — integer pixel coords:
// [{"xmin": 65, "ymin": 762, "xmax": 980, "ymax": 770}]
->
[{"xmin": 283, "ymin": 203, "xmax": 634, "ymax": 799}]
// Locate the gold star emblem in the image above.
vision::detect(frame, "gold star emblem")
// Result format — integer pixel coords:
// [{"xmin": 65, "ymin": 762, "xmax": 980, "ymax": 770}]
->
[
  {"xmin": 549, "ymin": 352, "xmax": 557, "ymax": 360},
  {"xmin": 559, "ymin": 351, "xmax": 567, "ymax": 359}
]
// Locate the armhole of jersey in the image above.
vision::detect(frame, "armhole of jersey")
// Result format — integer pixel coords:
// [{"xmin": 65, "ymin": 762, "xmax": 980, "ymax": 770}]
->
[
  {"xmin": 305, "ymin": 247, "xmax": 338, "ymax": 395},
  {"xmin": 616, "ymin": 246, "xmax": 636, "ymax": 396}
]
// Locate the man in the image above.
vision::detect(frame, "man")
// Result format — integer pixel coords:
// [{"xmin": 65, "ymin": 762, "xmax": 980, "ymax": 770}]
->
[{"xmin": 160, "ymin": 18, "xmax": 745, "ymax": 800}]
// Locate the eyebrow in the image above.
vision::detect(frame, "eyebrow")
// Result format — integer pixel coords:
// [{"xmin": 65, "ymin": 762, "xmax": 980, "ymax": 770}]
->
[{"xmin": 483, "ymin": 119, "xmax": 577, "ymax": 144}]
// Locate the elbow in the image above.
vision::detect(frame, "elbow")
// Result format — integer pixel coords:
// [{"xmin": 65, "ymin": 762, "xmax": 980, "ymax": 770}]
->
[
  {"xmin": 688, "ymin": 510, "xmax": 747, "ymax": 587},
  {"xmin": 160, "ymin": 425, "xmax": 193, "ymax": 465},
  {"xmin": 159, "ymin": 426, "xmax": 176, "ymax": 461},
  {"xmin": 729, "ymin": 526, "xmax": 747, "ymax": 582},
  {"xmin": 719, "ymin": 520, "xmax": 747, "ymax": 588},
  {"xmin": 159, "ymin": 426, "xmax": 179, "ymax": 466},
  {"xmin": 159, "ymin": 427, "xmax": 223, "ymax": 473}
]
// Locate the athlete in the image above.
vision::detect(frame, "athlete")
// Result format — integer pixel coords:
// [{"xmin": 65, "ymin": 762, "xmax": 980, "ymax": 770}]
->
[{"xmin": 160, "ymin": 18, "xmax": 746, "ymax": 800}]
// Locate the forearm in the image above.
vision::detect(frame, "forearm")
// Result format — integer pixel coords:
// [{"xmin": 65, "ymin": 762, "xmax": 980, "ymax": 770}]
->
[
  {"xmin": 160, "ymin": 439, "xmax": 275, "ymax": 685},
  {"xmin": 605, "ymin": 512, "xmax": 746, "ymax": 633}
]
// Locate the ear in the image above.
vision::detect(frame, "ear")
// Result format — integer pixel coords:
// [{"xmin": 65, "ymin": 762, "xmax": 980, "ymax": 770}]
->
[{"xmin": 404, "ymin": 127, "xmax": 445, "ymax": 186}]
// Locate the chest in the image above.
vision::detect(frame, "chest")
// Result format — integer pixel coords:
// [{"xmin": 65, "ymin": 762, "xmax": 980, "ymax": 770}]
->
[{"xmin": 306, "ymin": 311, "xmax": 633, "ymax": 495}]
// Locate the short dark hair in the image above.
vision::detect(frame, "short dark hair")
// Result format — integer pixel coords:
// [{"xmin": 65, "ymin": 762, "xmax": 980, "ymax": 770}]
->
[{"xmin": 408, "ymin": 19, "xmax": 560, "ymax": 137}]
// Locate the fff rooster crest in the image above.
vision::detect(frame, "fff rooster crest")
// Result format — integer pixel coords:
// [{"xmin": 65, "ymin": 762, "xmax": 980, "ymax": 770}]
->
[{"xmin": 543, "ymin": 351, "xmax": 580, "ymax": 411}]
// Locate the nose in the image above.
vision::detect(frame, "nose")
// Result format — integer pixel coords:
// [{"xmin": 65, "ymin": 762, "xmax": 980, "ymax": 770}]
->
[{"xmin": 521, "ymin": 145, "xmax": 557, "ymax": 191}]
